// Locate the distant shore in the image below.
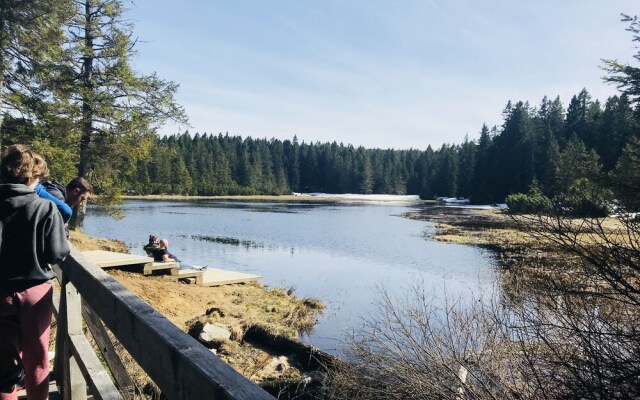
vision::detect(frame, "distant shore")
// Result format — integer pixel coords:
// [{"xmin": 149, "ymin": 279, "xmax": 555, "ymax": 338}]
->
[{"xmin": 123, "ymin": 194, "xmax": 434, "ymax": 203}]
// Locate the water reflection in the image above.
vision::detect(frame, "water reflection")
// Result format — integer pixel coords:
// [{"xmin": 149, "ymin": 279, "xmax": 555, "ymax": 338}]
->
[{"xmin": 84, "ymin": 200, "xmax": 497, "ymax": 354}]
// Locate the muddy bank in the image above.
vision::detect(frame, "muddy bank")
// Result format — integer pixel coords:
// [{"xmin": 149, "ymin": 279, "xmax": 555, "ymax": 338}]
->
[
  {"xmin": 68, "ymin": 231, "xmax": 329, "ymax": 398},
  {"xmin": 404, "ymin": 206, "xmax": 529, "ymax": 248},
  {"xmin": 404, "ymin": 206, "xmax": 559, "ymax": 271}
]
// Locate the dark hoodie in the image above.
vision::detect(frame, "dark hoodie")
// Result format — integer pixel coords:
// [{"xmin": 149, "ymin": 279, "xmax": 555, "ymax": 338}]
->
[{"xmin": 0, "ymin": 184, "xmax": 70, "ymax": 284}]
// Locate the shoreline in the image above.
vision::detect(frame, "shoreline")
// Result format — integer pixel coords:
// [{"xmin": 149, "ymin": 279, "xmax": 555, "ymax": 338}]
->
[
  {"xmin": 122, "ymin": 194, "xmax": 433, "ymax": 204},
  {"xmin": 403, "ymin": 206, "xmax": 542, "ymax": 270}
]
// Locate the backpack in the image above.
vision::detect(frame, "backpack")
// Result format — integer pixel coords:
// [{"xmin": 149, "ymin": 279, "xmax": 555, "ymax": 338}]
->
[{"xmin": 42, "ymin": 180, "xmax": 67, "ymax": 202}]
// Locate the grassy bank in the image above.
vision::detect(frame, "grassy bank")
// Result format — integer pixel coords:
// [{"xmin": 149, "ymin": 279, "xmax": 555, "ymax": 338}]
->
[
  {"xmin": 405, "ymin": 206, "xmax": 533, "ymax": 246},
  {"xmin": 404, "ymin": 206, "xmax": 625, "ymax": 275},
  {"xmin": 67, "ymin": 231, "xmax": 325, "ymax": 395}
]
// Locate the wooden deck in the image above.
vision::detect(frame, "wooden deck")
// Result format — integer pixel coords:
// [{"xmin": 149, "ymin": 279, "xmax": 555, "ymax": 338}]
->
[
  {"xmin": 201, "ymin": 268, "xmax": 261, "ymax": 286},
  {"xmin": 80, "ymin": 250, "xmax": 261, "ymax": 286},
  {"xmin": 81, "ymin": 250, "xmax": 152, "ymax": 269}
]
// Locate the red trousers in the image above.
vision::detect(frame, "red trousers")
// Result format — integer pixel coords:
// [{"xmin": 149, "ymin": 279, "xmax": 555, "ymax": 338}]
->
[{"xmin": 0, "ymin": 282, "xmax": 53, "ymax": 400}]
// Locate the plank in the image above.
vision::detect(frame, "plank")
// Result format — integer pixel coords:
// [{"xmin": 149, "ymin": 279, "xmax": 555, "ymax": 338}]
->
[
  {"xmin": 69, "ymin": 332, "xmax": 123, "ymax": 400},
  {"xmin": 81, "ymin": 250, "xmax": 152, "ymax": 269},
  {"xmin": 54, "ymin": 279, "xmax": 130, "ymax": 400},
  {"xmin": 82, "ymin": 304, "xmax": 135, "ymax": 399},
  {"xmin": 60, "ymin": 275, "xmax": 87, "ymax": 400},
  {"xmin": 201, "ymin": 268, "xmax": 262, "ymax": 287},
  {"xmin": 61, "ymin": 246, "xmax": 274, "ymax": 400}
]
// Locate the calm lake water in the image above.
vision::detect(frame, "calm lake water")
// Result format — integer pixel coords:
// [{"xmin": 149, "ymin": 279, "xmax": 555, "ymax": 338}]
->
[{"xmin": 84, "ymin": 200, "xmax": 497, "ymax": 354}]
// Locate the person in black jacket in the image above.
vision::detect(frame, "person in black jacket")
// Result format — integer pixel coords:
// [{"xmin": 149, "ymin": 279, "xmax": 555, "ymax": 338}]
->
[
  {"xmin": 151, "ymin": 239, "xmax": 206, "ymax": 271},
  {"xmin": 0, "ymin": 144, "xmax": 69, "ymax": 399},
  {"xmin": 143, "ymin": 235, "xmax": 160, "ymax": 256}
]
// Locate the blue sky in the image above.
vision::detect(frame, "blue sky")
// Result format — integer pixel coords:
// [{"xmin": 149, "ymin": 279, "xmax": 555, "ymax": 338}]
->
[{"xmin": 128, "ymin": 1, "xmax": 638, "ymax": 149}]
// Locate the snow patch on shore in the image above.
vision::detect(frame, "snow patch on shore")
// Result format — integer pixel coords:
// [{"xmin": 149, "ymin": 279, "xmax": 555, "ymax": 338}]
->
[{"xmin": 292, "ymin": 192, "xmax": 420, "ymax": 201}]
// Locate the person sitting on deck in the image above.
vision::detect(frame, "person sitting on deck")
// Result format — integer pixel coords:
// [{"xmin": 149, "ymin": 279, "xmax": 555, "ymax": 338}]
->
[
  {"xmin": 143, "ymin": 235, "xmax": 160, "ymax": 256},
  {"xmin": 152, "ymin": 239, "xmax": 206, "ymax": 271}
]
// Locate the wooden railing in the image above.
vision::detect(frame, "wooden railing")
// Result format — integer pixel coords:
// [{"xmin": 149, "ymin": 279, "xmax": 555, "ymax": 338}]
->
[{"xmin": 53, "ymin": 246, "xmax": 275, "ymax": 400}]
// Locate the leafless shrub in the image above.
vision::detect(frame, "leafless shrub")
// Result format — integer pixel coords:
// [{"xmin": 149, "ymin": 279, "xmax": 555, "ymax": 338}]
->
[
  {"xmin": 324, "ymin": 285, "xmax": 532, "ymax": 400},
  {"xmin": 326, "ymin": 209, "xmax": 640, "ymax": 399},
  {"xmin": 504, "ymin": 212, "xmax": 640, "ymax": 399}
]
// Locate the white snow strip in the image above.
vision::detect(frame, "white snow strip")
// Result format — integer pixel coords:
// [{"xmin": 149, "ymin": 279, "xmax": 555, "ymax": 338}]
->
[{"xmin": 292, "ymin": 192, "xmax": 420, "ymax": 201}]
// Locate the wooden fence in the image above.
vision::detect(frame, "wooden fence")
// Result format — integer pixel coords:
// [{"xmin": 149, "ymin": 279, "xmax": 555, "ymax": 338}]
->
[{"xmin": 53, "ymin": 246, "xmax": 274, "ymax": 400}]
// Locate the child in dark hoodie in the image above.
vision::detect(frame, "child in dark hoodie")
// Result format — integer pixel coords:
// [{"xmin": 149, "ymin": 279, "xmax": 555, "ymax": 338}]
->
[{"xmin": 0, "ymin": 145, "xmax": 70, "ymax": 400}]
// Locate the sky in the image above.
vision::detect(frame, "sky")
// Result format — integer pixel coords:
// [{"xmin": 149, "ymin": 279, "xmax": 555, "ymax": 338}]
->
[{"xmin": 127, "ymin": 0, "xmax": 639, "ymax": 150}]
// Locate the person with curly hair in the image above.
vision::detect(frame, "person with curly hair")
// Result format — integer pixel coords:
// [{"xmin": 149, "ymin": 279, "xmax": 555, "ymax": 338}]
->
[{"xmin": 0, "ymin": 144, "xmax": 70, "ymax": 399}]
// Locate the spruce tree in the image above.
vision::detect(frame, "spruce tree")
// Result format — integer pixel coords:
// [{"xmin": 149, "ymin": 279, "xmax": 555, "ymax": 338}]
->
[
  {"xmin": 603, "ymin": 15, "xmax": 640, "ymax": 107},
  {"xmin": 0, "ymin": 0, "xmax": 70, "ymax": 147},
  {"xmin": 58, "ymin": 0, "xmax": 186, "ymax": 228}
]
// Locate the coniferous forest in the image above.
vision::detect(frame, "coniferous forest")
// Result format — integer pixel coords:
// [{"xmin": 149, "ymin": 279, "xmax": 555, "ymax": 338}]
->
[
  {"xmin": 1, "ymin": 1, "xmax": 639, "ymax": 210},
  {"xmin": 113, "ymin": 89, "xmax": 638, "ymax": 205}
]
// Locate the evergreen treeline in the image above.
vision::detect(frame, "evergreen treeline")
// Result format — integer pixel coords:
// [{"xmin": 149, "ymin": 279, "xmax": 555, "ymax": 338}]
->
[{"xmin": 127, "ymin": 88, "xmax": 638, "ymax": 204}]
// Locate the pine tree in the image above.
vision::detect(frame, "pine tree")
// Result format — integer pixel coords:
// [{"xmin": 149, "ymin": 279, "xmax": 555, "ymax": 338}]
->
[
  {"xmin": 603, "ymin": 15, "xmax": 640, "ymax": 107},
  {"xmin": 456, "ymin": 136, "xmax": 476, "ymax": 197},
  {"xmin": 471, "ymin": 124, "xmax": 495, "ymax": 203},
  {"xmin": 564, "ymin": 89, "xmax": 591, "ymax": 148},
  {"xmin": 0, "ymin": 0, "xmax": 70, "ymax": 142},
  {"xmin": 356, "ymin": 148, "xmax": 373, "ymax": 194},
  {"xmin": 534, "ymin": 97, "xmax": 561, "ymax": 193},
  {"xmin": 284, "ymin": 136, "xmax": 301, "ymax": 191},
  {"xmin": 58, "ymin": 0, "xmax": 186, "ymax": 228},
  {"xmin": 494, "ymin": 101, "xmax": 534, "ymax": 199},
  {"xmin": 598, "ymin": 95, "xmax": 636, "ymax": 170}
]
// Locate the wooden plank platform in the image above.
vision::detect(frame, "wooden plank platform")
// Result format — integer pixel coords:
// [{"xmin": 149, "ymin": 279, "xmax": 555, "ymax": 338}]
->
[
  {"xmin": 144, "ymin": 261, "xmax": 179, "ymax": 276},
  {"xmin": 81, "ymin": 250, "xmax": 152, "ymax": 269},
  {"xmin": 201, "ymin": 268, "xmax": 262, "ymax": 286},
  {"xmin": 81, "ymin": 250, "xmax": 261, "ymax": 286}
]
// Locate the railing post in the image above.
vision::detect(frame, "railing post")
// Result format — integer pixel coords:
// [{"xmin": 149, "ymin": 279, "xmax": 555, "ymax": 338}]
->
[{"xmin": 58, "ymin": 269, "xmax": 88, "ymax": 399}]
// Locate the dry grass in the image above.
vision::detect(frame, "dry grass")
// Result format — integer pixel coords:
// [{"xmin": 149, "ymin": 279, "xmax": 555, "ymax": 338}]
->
[
  {"xmin": 58, "ymin": 232, "xmax": 325, "ymax": 398},
  {"xmin": 68, "ymin": 230, "xmax": 129, "ymax": 252},
  {"xmin": 432, "ymin": 222, "xmax": 536, "ymax": 246}
]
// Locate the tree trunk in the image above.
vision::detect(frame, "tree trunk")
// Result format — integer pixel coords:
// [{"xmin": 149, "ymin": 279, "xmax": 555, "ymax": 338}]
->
[
  {"xmin": 68, "ymin": 201, "xmax": 86, "ymax": 231},
  {"xmin": 68, "ymin": 0, "xmax": 94, "ymax": 231},
  {"xmin": 0, "ymin": 73, "xmax": 4, "ymax": 151}
]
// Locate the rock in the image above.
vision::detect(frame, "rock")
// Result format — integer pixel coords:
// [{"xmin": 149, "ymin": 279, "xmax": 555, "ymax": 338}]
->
[
  {"xmin": 199, "ymin": 323, "xmax": 232, "ymax": 345},
  {"xmin": 267, "ymin": 356, "xmax": 290, "ymax": 374}
]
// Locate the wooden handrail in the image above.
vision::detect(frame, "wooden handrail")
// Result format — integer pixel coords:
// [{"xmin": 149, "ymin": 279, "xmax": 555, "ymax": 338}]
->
[{"xmin": 55, "ymin": 246, "xmax": 274, "ymax": 400}]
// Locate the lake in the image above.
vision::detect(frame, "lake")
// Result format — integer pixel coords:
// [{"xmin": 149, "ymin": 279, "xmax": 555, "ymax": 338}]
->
[{"xmin": 84, "ymin": 199, "xmax": 497, "ymax": 354}]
